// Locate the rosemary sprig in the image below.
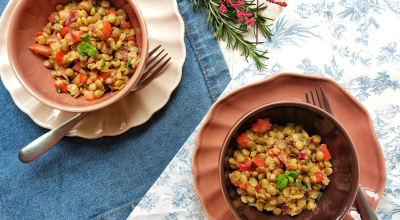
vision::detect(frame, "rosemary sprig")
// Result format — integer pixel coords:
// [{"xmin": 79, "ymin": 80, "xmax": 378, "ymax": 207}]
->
[{"xmin": 188, "ymin": 0, "xmax": 273, "ymax": 70}]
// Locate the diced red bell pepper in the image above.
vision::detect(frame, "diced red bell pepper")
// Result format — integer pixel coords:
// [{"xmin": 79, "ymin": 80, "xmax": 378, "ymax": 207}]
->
[
  {"xmin": 239, "ymin": 163, "xmax": 251, "ymax": 172},
  {"xmin": 277, "ymin": 150, "xmax": 288, "ymax": 166},
  {"xmin": 84, "ymin": 90, "xmax": 96, "ymax": 101},
  {"xmin": 103, "ymin": 21, "xmax": 111, "ymax": 40},
  {"xmin": 97, "ymin": 71, "xmax": 110, "ymax": 82},
  {"xmin": 29, "ymin": 44, "xmax": 52, "ymax": 57},
  {"xmin": 239, "ymin": 183, "xmax": 247, "ymax": 189},
  {"xmin": 59, "ymin": 9, "xmax": 72, "ymax": 20},
  {"xmin": 65, "ymin": 10, "xmax": 77, "ymax": 27},
  {"xmin": 80, "ymin": 74, "xmax": 88, "ymax": 83},
  {"xmin": 127, "ymin": 36, "xmax": 136, "ymax": 42},
  {"xmin": 268, "ymin": 149, "xmax": 274, "ymax": 158},
  {"xmin": 315, "ymin": 163, "xmax": 323, "ymax": 170},
  {"xmin": 61, "ymin": 27, "xmax": 69, "ymax": 36},
  {"xmin": 54, "ymin": 81, "xmax": 67, "ymax": 92},
  {"xmin": 314, "ymin": 172, "xmax": 324, "ymax": 182},
  {"xmin": 55, "ymin": 51, "xmax": 67, "ymax": 65},
  {"xmin": 319, "ymin": 144, "xmax": 331, "ymax": 161},
  {"xmin": 233, "ymin": 181, "xmax": 241, "ymax": 187},
  {"xmin": 35, "ymin": 32, "xmax": 43, "ymax": 37},
  {"xmin": 120, "ymin": 20, "xmax": 131, "ymax": 29},
  {"xmin": 108, "ymin": 84, "xmax": 115, "ymax": 90},
  {"xmin": 72, "ymin": 62, "xmax": 81, "ymax": 72},
  {"xmin": 48, "ymin": 13, "xmax": 56, "ymax": 23},
  {"xmin": 254, "ymin": 185, "xmax": 261, "ymax": 191},
  {"xmin": 251, "ymin": 118, "xmax": 272, "ymax": 133},
  {"xmin": 253, "ymin": 157, "xmax": 266, "ymax": 168},
  {"xmin": 107, "ymin": 9, "xmax": 117, "ymax": 15},
  {"xmin": 237, "ymin": 133, "xmax": 250, "ymax": 148}
]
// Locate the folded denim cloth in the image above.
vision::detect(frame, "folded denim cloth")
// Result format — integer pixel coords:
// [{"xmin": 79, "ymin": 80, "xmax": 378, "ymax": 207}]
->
[
  {"xmin": 0, "ymin": 0, "xmax": 230, "ymax": 219},
  {"xmin": 128, "ymin": 0, "xmax": 400, "ymax": 219}
]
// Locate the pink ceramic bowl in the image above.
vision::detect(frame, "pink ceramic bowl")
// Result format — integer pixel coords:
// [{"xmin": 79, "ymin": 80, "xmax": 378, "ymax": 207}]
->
[
  {"xmin": 219, "ymin": 101, "xmax": 360, "ymax": 220},
  {"xmin": 7, "ymin": 0, "xmax": 148, "ymax": 112}
]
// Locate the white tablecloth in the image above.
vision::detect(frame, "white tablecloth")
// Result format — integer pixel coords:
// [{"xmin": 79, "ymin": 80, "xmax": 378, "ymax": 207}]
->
[{"xmin": 128, "ymin": 0, "xmax": 400, "ymax": 219}]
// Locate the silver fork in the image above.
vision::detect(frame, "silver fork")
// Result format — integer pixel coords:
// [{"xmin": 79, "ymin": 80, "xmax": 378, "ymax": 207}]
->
[
  {"xmin": 306, "ymin": 87, "xmax": 378, "ymax": 220},
  {"xmin": 18, "ymin": 45, "xmax": 171, "ymax": 163}
]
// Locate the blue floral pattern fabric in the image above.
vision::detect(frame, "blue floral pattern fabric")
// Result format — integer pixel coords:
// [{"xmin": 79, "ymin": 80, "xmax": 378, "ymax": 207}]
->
[{"xmin": 128, "ymin": 0, "xmax": 400, "ymax": 219}]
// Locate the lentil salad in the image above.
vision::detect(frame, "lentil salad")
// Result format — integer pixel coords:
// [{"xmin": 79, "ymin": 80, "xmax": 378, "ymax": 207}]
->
[{"xmin": 29, "ymin": 0, "xmax": 140, "ymax": 101}]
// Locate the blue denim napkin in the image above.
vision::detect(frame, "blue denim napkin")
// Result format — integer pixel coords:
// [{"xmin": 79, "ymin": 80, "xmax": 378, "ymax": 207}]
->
[{"xmin": 0, "ymin": 0, "xmax": 231, "ymax": 219}]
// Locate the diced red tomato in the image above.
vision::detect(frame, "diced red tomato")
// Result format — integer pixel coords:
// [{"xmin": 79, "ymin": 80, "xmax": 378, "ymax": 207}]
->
[
  {"xmin": 233, "ymin": 181, "xmax": 241, "ymax": 187},
  {"xmin": 119, "ymin": 53, "xmax": 128, "ymax": 60},
  {"xmin": 84, "ymin": 90, "xmax": 96, "ymax": 101},
  {"xmin": 236, "ymin": 133, "xmax": 250, "ymax": 148},
  {"xmin": 55, "ymin": 51, "xmax": 66, "ymax": 65},
  {"xmin": 107, "ymin": 9, "xmax": 117, "ymax": 15},
  {"xmin": 35, "ymin": 32, "xmax": 43, "ymax": 37},
  {"xmin": 298, "ymin": 149, "xmax": 306, "ymax": 159},
  {"xmin": 268, "ymin": 149, "xmax": 274, "ymax": 158},
  {"xmin": 251, "ymin": 118, "xmax": 272, "ymax": 133},
  {"xmin": 255, "ymin": 185, "xmax": 261, "ymax": 191},
  {"xmin": 314, "ymin": 172, "xmax": 324, "ymax": 182},
  {"xmin": 72, "ymin": 62, "xmax": 81, "ymax": 72},
  {"xmin": 61, "ymin": 27, "xmax": 69, "ymax": 36},
  {"xmin": 98, "ymin": 71, "xmax": 111, "ymax": 82},
  {"xmin": 29, "ymin": 44, "xmax": 52, "ymax": 57},
  {"xmin": 108, "ymin": 84, "xmax": 115, "ymax": 90},
  {"xmin": 69, "ymin": 29, "xmax": 84, "ymax": 41},
  {"xmin": 239, "ymin": 183, "xmax": 247, "ymax": 189},
  {"xmin": 47, "ymin": 35, "xmax": 61, "ymax": 53},
  {"xmin": 251, "ymin": 166, "xmax": 256, "ymax": 171},
  {"xmin": 48, "ymin": 13, "xmax": 56, "ymax": 23},
  {"xmin": 79, "ymin": 74, "xmax": 88, "ymax": 83},
  {"xmin": 127, "ymin": 35, "xmax": 136, "ymax": 42},
  {"xmin": 120, "ymin": 20, "xmax": 131, "ymax": 29},
  {"xmin": 54, "ymin": 81, "xmax": 67, "ymax": 92},
  {"xmin": 315, "ymin": 163, "xmax": 323, "ymax": 170},
  {"xmin": 59, "ymin": 9, "xmax": 72, "ymax": 20},
  {"xmin": 72, "ymin": 74, "xmax": 81, "ymax": 85},
  {"xmin": 319, "ymin": 144, "xmax": 332, "ymax": 161},
  {"xmin": 239, "ymin": 163, "xmax": 251, "ymax": 172},
  {"xmin": 286, "ymin": 167, "xmax": 291, "ymax": 171},
  {"xmin": 103, "ymin": 21, "xmax": 111, "ymax": 40},
  {"xmin": 253, "ymin": 157, "xmax": 266, "ymax": 168},
  {"xmin": 65, "ymin": 10, "xmax": 77, "ymax": 27},
  {"xmin": 277, "ymin": 150, "xmax": 288, "ymax": 166}
]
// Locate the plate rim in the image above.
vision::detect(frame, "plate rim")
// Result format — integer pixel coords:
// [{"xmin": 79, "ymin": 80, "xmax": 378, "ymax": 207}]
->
[
  {"xmin": 0, "ymin": 0, "xmax": 186, "ymax": 139},
  {"xmin": 192, "ymin": 72, "xmax": 386, "ymax": 219}
]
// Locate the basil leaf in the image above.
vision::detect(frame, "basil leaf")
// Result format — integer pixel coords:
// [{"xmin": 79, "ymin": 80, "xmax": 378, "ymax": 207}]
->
[
  {"xmin": 294, "ymin": 182, "xmax": 300, "ymax": 189},
  {"xmin": 79, "ymin": 33, "xmax": 90, "ymax": 39},
  {"xmin": 288, "ymin": 176, "xmax": 294, "ymax": 183},
  {"xmin": 289, "ymin": 171, "xmax": 299, "ymax": 179},
  {"xmin": 276, "ymin": 177, "xmax": 288, "ymax": 189},
  {"xmin": 285, "ymin": 171, "xmax": 290, "ymax": 177},
  {"xmin": 277, "ymin": 174, "xmax": 286, "ymax": 182}
]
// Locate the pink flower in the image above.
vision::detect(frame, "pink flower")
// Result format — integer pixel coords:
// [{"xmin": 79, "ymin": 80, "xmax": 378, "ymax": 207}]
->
[
  {"xmin": 236, "ymin": 1, "xmax": 245, "ymax": 7},
  {"xmin": 246, "ymin": 18, "xmax": 256, "ymax": 27},
  {"xmin": 219, "ymin": 4, "xmax": 228, "ymax": 13}
]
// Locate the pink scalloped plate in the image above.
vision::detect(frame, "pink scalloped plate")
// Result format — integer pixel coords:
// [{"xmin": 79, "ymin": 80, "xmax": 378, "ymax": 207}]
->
[{"xmin": 192, "ymin": 73, "xmax": 386, "ymax": 220}]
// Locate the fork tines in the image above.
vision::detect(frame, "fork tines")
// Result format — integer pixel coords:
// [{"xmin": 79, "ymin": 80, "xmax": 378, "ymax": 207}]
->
[{"xmin": 305, "ymin": 86, "xmax": 333, "ymax": 116}]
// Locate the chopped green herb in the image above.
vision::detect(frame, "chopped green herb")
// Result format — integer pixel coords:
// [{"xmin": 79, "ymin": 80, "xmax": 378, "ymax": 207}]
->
[
  {"xmin": 290, "ymin": 154, "xmax": 296, "ymax": 157},
  {"xmin": 95, "ymin": 7, "xmax": 99, "ymax": 12},
  {"xmin": 275, "ymin": 192, "xmax": 279, "ymax": 196},
  {"xmin": 112, "ymin": 58, "xmax": 118, "ymax": 62},
  {"xmin": 308, "ymin": 172, "xmax": 314, "ymax": 176},
  {"xmin": 288, "ymin": 176, "xmax": 294, "ymax": 183},
  {"xmin": 308, "ymin": 159, "xmax": 310, "ymax": 163},
  {"xmin": 77, "ymin": 34, "xmax": 97, "ymax": 57},
  {"xmin": 248, "ymin": 203, "xmax": 257, "ymax": 207},
  {"xmin": 280, "ymin": 130, "xmax": 283, "ymax": 132},
  {"xmin": 316, "ymin": 192, "xmax": 323, "ymax": 201},
  {"xmin": 259, "ymin": 180, "xmax": 262, "ymax": 186},
  {"xmin": 101, "ymin": 61, "xmax": 105, "ymax": 67},
  {"xmin": 307, "ymin": 190, "xmax": 310, "ymax": 193},
  {"xmin": 250, "ymin": 145, "xmax": 256, "ymax": 151},
  {"xmin": 298, "ymin": 129, "xmax": 302, "ymax": 133},
  {"xmin": 127, "ymin": 61, "xmax": 133, "ymax": 70},
  {"xmin": 294, "ymin": 182, "xmax": 301, "ymax": 189},
  {"xmin": 56, "ymin": 87, "xmax": 61, "ymax": 93},
  {"xmin": 301, "ymin": 181, "xmax": 309, "ymax": 189},
  {"xmin": 312, "ymin": 183, "xmax": 321, "ymax": 188}
]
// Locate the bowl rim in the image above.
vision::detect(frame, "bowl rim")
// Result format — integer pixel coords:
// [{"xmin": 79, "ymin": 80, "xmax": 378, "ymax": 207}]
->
[
  {"xmin": 218, "ymin": 100, "xmax": 360, "ymax": 220},
  {"xmin": 6, "ymin": 0, "xmax": 149, "ymax": 113}
]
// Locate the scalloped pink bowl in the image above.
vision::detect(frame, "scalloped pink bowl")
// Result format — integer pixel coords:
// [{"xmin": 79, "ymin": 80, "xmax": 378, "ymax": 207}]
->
[{"xmin": 7, "ymin": 0, "xmax": 148, "ymax": 112}]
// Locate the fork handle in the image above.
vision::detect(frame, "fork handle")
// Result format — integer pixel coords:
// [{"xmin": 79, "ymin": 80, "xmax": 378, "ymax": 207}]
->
[
  {"xmin": 18, "ymin": 112, "xmax": 89, "ymax": 163},
  {"xmin": 356, "ymin": 187, "xmax": 379, "ymax": 220}
]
